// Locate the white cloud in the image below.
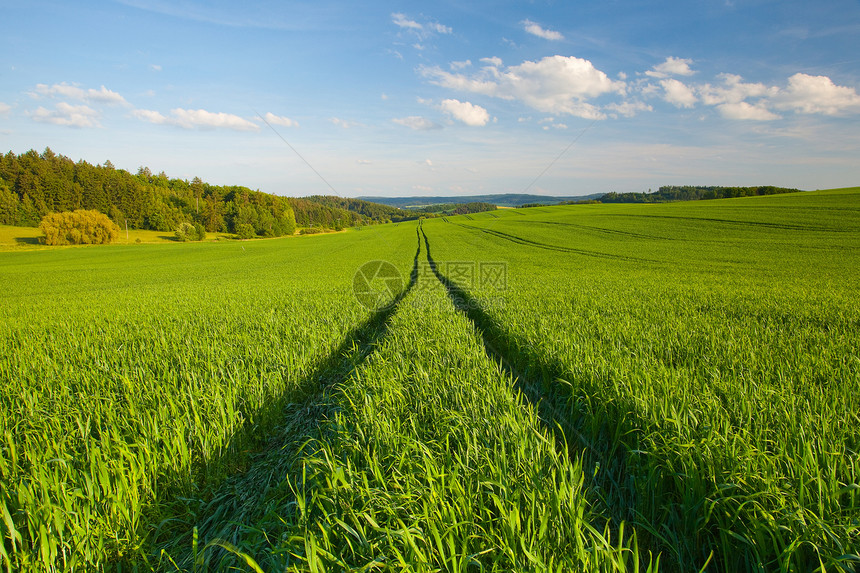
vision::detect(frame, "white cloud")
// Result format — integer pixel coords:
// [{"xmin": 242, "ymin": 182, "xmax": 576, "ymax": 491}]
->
[
  {"xmin": 131, "ymin": 109, "xmax": 168, "ymax": 123},
  {"xmin": 86, "ymin": 86, "xmax": 128, "ymax": 104},
  {"xmin": 423, "ymin": 55, "xmax": 626, "ymax": 119},
  {"xmin": 655, "ymin": 70, "xmax": 860, "ymax": 119},
  {"xmin": 330, "ymin": 117, "xmax": 361, "ymax": 128},
  {"xmin": 33, "ymin": 82, "xmax": 127, "ymax": 105},
  {"xmin": 541, "ymin": 122, "xmax": 567, "ymax": 130},
  {"xmin": 646, "ymin": 57, "xmax": 695, "ymax": 78},
  {"xmin": 439, "ymin": 99, "xmax": 490, "ymax": 126},
  {"xmin": 428, "ymin": 22, "xmax": 452, "ymax": 34},
  {"xmin": 357, "ymin": 159, "xmax": 372, "ymax": 165},
  {"xmin": 717, "ymin": 101, "xmax": 781, "ymax": 121},
  {"xmin": 774, "ymin": 73, "xmax": 860, "ymax": 115},
  {"xmin": 31, "ymin": 102, "xmax": 100, "ymax": 128},
  {"xmin": 450, "ymin": 60, "xmax": 472, "ymax": 70},
  {"xmin": 149, "ymin": 64, "xmax": 162, "ymax": 72},
  {"xmin": 391, "ymin": 13, "xmax": 451, "ymax": 37},
  {"xmin": 264, "ymin": 112, "xmax": 298, "ymax": 127},
  {"xmin": 699, "ymin": 73, "xmax": 775, "ymax": 105},
  {"xmin": 393, "ymin": 116, "xmax": 441, "ymax": 130},
  {"xmin": 522, "ymin": 19, "xmax": 564, "ymax": 41},
  {"xmin": 391, "ymin": 13, "xmax": 422, "ymax": 30},
  {"xmin": 660, "ymin": 78, "xmax": 697, "ymax": 108},
  {"xmin": 480, "ymin": 56, "xmax": 503, "ymax": 68},
  {"xmin": 133, "ymin": 107, "xmax": 259, "ymax": 131},
  {"xmin": 0, "ymin": 102, "xmax": 10, "ymax": 115},
  {"xmin": 605, "ymin": 100, "xmax": 653, "ymax": 118},
  {"xmin": 171, "ymin": 108, "xmax": 258, "ymax": 130}
]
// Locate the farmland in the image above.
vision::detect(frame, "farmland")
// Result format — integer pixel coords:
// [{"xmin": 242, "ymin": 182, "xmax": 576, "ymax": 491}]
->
[{"xmin": 1, "ymin": 188, "xmax": 859, "ymax": 571}]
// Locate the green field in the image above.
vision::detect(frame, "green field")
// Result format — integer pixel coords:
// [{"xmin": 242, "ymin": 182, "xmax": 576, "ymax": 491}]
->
[{"xmin": 1, "ymin": 189, "xmax": 859, "ymax": 571}]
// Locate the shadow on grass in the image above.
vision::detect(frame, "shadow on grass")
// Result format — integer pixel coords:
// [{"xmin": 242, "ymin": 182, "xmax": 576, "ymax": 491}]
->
[
  {"xmin": 419, "ymin": 224, "xmax": 709, "ymax": 572},
  {"xmin": 149, "ymin": 224, "xmax": 423, "ymax": 570},
  {"xmin": 14, "ymin": 236, "xmax": 40, "ymax": 245}
]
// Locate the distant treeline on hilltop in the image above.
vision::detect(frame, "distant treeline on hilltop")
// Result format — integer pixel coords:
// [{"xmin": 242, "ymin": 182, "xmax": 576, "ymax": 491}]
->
[
  {"xmin": 414, "ymin": 202, "xmax": 498, "ymax": 215},
  {"xmin": 0, "ymin": 148, "xmax": 412, "ymax": 236},
  {"xmin": 601, "ymin": 185, "xmax": 801, "ymax": 203}
]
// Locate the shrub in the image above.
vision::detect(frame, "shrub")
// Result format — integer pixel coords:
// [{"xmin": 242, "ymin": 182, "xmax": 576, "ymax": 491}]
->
[
  {"xmin": 235, "ymin": 223, "xmax": 256, "ymax": 240},
  {"xmin": 39, "ymin": 210, "xmax": 120, "ymax": 245},
  {"xmin": 174, "ymin": 222, "xmax": 206, "ymax": 242}
]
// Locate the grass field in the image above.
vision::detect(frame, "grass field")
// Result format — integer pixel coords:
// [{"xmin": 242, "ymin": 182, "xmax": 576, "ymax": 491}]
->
[{"xmin": 1, "ymin": 189, "xmax": 858, "ymax": 571}]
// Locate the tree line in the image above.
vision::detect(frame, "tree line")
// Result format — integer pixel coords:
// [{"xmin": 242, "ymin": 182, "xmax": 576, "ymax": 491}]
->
[
  {"xmin": 0, "ymin": 148, "xmax": 400, "ymax": 236},
  {"xmin": 600, "ymin": 185, "xmax": 801, "ymax": 203},
  {"xmin": 413, "ymin": 202, "xmax": 497, "ymax": 215}
]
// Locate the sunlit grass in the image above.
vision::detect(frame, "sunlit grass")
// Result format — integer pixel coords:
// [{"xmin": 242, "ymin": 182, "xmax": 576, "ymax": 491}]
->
[
  {"xmin": 2, "ymin": 189, "xmax": 858, "ymax": 571},
  {"xmin": 425, "ymin": 188, "xmax": 860, "ymax": 571}
]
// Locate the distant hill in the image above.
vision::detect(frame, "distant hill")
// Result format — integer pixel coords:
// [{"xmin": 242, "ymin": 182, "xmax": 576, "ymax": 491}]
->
[{"xmin": 358, "ymin": 193, "xmax": 602, "ymax": 209}]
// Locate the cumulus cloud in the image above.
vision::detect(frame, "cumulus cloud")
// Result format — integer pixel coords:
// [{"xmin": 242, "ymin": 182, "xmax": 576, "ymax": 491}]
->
[
  {"xmin": 717, "ymin": 101, "xmax": 781, "ymax": 121},
  {"xmin": 131, "ymin": 109, "xmax": 168, "ymax": 124},
  {"xmin": 33, "ymin": 82, "xmax": 127, "ymax": 105},
  {"xmin": 450, "ymin": 60, "xmax": 472, "ymax": 70},
  {"xmin": 646, "ymin": 57, "xmax": 695, "ymax": 78},
  {"xmin": 522, "ymin": 19, "xmax": 564, "ymax": 41},
  {"xmin": 134, "ymin": 107, "xmax": 259, "ymax": 131},
  {"xmin": 699, "ymin": 74, "xmax": 775, "ymax": 105},
  {"xmin": 393, "ymin": 116, "xmax": 441, "ymax": 130},
  {"xmin": 439, "ymin": 99, "xmax": 490, "ymax": 126},
  {"xmin": 31, "ymin": 103, "xmax": 101, "ymax": 128},
  {"xmin": 660, "ymin": 78, "xmax": 697, "ymax": 108},
  {"xmin": 695, "ymin": 74, "xmax": 779, "ymax": 120},
  {"xmin": 646, "ymin": 68, "xmax": 860, "ymax": 119},
  {"xmin": 423, "ymin": 55, "xmax": 626, "ymax": 119},
  {"xmin": 774, "ymin": 73, "xmax": 860, "ymax": 115},
  {"xmin": 264, "ymin": 112, "xmax": 298, "ymax": 127}
]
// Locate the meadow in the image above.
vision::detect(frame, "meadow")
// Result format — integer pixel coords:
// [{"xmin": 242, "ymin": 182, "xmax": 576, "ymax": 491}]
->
[{"xmin": 1, "ymin": 188, "xmax": 858, "ymax": 571}]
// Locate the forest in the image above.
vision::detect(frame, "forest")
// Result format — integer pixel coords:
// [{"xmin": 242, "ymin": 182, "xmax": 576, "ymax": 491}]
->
[
  {"xmin": 0, "ymin": 148, "xmax": 408, "ymax": 236},
  {"xmin": 600, "ymin": 185, "xmax": 801, "ymax": 203}
]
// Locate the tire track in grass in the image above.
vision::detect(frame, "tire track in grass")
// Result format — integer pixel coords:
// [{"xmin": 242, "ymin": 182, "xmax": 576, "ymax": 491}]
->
[
  {"xmin": 420, "ymin": 223, "xmax": 612, "ymax": 457},
  {"xmin": 420, "ymin": 224, "xmax": 741, "ymax": 572},
  {"xmin": 609, "ymin": 212, "xmax": 841, "ymax": 232},
  {"xmin": 452, "ymin": 221, "xmax": 657, "ymax": 263},
  {"xmin": 418, "ymin": 224, "xmax": 637, "ymax": 540},
  {"xmin": 508, "ymin": 219, "xmax": 674, "ymax": 241},
  {"xmin": 421, "ymin": 222, "xmax": 850, "ymax": 572},
  {"xmin": 155, "ymin": 225, "xmax": 424, "ymax": 567}
]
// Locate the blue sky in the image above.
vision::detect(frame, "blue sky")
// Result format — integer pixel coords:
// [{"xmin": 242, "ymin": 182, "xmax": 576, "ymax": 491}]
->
[{"xmin": 1, "ymin": 0, "xmax": 859, "ymax": 197}]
